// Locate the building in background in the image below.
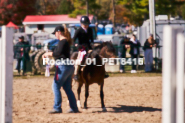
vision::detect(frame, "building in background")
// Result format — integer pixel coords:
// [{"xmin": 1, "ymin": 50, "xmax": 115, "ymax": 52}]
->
[{"xmin": 22, "ymin": 15, "xmax": 97, "ymax": 38}]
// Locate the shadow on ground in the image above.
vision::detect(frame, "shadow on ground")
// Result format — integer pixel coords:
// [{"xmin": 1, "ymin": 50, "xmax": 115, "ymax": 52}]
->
[{"xmin": 90, "ymin": 105, "xmax": 161, "ymax": 113}]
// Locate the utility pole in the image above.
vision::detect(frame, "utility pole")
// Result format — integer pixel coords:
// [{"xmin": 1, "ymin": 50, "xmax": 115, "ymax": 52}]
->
[
  {"xmin": 149, "ymin": 0, "xmax": 156, "ymax": 39},
  {"xmin": 112, "ymin": 0, "xmax": 115, "ymax": 28},
  {"xmin": 149, "ymin": 0, "xmax": 158, "ymax": 69},
  {"xmin": 86, "ymin": 0, "xmax": 89, "ymax": 16}
]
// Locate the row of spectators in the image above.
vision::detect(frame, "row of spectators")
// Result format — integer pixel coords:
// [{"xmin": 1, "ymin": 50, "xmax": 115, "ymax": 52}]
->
[
  {"xmin": 13, "ymin": 34, "xmax": 157, "ymax": 75},
  {"xmin": 119, "ymin": 34, "xmax": 157, "ymax": 73}
]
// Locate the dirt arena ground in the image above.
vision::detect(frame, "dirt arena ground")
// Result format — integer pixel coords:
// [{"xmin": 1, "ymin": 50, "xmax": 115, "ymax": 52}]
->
[{"xmin": 13, "ymin": 73, "xmax": 162, "ymax": 123}]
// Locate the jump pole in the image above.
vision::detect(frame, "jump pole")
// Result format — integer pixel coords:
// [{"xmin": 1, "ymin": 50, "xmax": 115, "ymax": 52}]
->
[
  {"xmin": 0, "ymin": 26, "xmax": 14, "ymax": 123},
  {"xmin": 162, "ymin": 26, "xmax": 185, "ymax": 123}
]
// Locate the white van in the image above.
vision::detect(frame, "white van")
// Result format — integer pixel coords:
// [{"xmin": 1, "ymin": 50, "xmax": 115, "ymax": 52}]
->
[{"xmin": 97, "ymin": 34, "xmax": 124, "ymax": 46}]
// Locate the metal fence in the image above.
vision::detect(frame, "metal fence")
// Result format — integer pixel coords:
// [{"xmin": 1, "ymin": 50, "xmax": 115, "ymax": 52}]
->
[{"xmin": 13, "ymin": 44, "xmax": 163, "ymax": 74}]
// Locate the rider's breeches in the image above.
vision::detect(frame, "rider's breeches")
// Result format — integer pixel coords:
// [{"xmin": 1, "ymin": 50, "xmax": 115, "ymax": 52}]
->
[
  {"xmin": 74, "ymin": 50, "xmax": 87, "ymax": 75},
  {"xmin": 74, "ymin": 51, "xmax": 81, "ymax": 75}
]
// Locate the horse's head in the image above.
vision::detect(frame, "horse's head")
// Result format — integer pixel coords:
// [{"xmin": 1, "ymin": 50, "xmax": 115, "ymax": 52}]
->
[{"xmin": 99, "ymin": 41, "xmax": 116, "ymax": 58}]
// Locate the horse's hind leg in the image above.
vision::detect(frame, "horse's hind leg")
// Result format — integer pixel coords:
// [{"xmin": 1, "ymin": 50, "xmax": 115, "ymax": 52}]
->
[
  {"xmin": 84, "ymin": 83, "xmax": 89, "ymax": 109},
  {"xmin": 77, "ymin": 82, "xmax": 83, "ymax": 108},
  {"xmin": 100, "ymin": 80, "xmax": 107, "ymax": 111}
]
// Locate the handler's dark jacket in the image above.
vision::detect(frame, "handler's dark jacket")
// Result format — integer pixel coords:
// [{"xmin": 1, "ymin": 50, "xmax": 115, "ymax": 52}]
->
[
  {"xmin": 14, "ymin": 41, "xmax": 30, "ymax": 60},
  {"xmin": 119, "ymin": 38, "xmax": 132, "ymax": 58},
  {"xmin": 73, "ymin": 27, "xmax": 94, "ymax": 49},
  {"xmin": 143, "ymin": 39, "xmax": 156, "ymax": 50}
]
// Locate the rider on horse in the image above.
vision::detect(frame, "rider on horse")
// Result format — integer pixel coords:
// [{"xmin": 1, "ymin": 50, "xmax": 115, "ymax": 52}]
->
[
  {"xmin": 73, "ymin": 16, "xmax": 93, "ymax": 81},
  {"xmin": 73, "ymin": 16, "xmax": 109, "ymax": 81}
]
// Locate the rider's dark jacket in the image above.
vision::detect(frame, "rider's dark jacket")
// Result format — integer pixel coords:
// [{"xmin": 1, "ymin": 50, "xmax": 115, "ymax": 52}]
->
[{"xmin": 73, "ymin": 27, "xmax": 94, "ymax": 49}]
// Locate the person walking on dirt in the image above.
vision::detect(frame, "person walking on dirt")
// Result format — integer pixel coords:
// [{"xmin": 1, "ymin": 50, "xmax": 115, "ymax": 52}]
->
[{"xmin": 42, "ymin": 25, "xmax": 79, "ymax": 113}]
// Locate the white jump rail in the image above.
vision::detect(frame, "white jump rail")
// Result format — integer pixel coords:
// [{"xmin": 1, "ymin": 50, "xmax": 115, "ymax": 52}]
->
[
  {"xmin": 0, "ymin": 26, "xmax": 14, "ymax": 123},
  {"xmin": 162, "ymin": 26, "xmax": 185, "ymax": 123}
]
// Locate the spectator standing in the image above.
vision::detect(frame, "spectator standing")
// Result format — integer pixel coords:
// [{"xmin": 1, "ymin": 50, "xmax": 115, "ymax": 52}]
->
[
  {"xmin": 143, "ymin": 34, "xmax": 156, "ymax": 72},
  {"xmin": 119, "ymin": 36, "xmax": 132, "ymax": 73},
  {"xmin": 23, "ymin": 39, "xmax": 30, "ymax": 75},
  {"xmin": 129, "ymin": 35, "xmax": 141, "ymax": 73},
  {"xmin": 14, "ymin": 36, "xmax": 30, "ymax": 75}
]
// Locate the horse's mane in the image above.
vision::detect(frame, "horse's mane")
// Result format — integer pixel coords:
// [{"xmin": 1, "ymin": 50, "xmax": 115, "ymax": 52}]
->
[
  {"xmin": 93, "ymin": 43, "xmax": 104, "ymax": 50},
  {"xmin": 93, "ymin": 41, "xmax": 114, "ymax": 51}
]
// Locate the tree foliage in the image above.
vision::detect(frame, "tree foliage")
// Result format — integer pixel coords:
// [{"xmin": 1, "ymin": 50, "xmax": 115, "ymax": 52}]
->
[
  {"xmin": 0, "ymin": 0, "xmax": 37, "ymax": 25},
  {"xmin": 69, "ymin": 0, "xmax": 101, "ymax": 18},
  {"xmin": 0, "ymin": 0, "xmax": 184, "ymax": 26},
  {"xmin": 96, "ymin": 0, "xmax": 112, "ymax": 20},
  {"xmin": 117, "ymin": 0, "xmax": 149, "ymax": 26},
  {"xmin": 117, "ymin": 0, "xmax": 182, "ymax": 26},
  {"xmin": 56, "ymin": 0, "xmax": 74, "ymax": 14}
]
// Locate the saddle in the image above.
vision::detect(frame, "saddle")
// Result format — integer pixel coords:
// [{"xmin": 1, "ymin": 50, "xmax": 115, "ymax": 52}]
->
[{"xmin": 77, "ymin": 44, "xmax": 93, "ymax": 72}]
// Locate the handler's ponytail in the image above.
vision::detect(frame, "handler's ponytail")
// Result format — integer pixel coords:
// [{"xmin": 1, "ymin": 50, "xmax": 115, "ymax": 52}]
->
[{"xmin": 63, "ymin": 24, "xmax": 73, "ymax": 45}]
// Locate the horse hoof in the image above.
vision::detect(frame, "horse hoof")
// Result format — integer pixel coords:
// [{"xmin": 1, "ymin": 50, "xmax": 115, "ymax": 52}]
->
[
  {"xmin": 83, "ymin": 107, "xmax": 88, "ymax": 109},
  {"xmin": 102, "ymin": 107, "xmax": 107, "ymax": 112},
  {"xmin": 77, "ymin": 100, "xmax": 81, "ymax": 108}
]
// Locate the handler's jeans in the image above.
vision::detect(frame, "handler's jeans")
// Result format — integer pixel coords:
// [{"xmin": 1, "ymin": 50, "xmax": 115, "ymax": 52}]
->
[
  {"xmin": 118, "ymin": 51, "xmax": 125, "ymax": 71},
  {"xmin": 131, "ymin": 54, "xmax": 138, "ymax": 70},
  {"xmin": 144, "ymin": 49, "xmax": 153, "ymax": 72},
  {"xmin": 52, "ymin": 65, "xmax": 78, "ymax": 112},
  {"xmin": 16, "ymin": 58, "xmax": 26, "ymax": 73}
]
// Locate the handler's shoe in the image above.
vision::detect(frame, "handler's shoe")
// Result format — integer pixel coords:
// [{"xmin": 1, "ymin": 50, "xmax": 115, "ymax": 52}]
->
[
  {"xmin": 66, "ymin": 108, "xmax": 80, "ymax": 113},
  {"xmin": 48, "ymin": 109, "xmax": 62, "ymax": 114},
  {"xmin": 120, "ymin": 70, "xmax": 126, "ymax": 73},
  {"xmin": 131, "ymin": 70, "xmax": 137, "ymax": 73}
]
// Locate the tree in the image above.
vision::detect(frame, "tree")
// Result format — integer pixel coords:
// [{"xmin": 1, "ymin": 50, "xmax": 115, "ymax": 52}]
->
[
  {"xmin": 56, "ymin": 0, "xmax": 74, "ymax": 14},
  {"xmin": 118, "ymin": 0, "xmax": 149, "ymax": 26},
  {"xmin": 69, "ymin": 0, "xmax": 101, "ymax": 18},
  {"xmin": 0, "ymin": 0, "xmax": 37, "ymax": 25},
  {"xmin": 95, "ymin": 0, "xmax": 112, "ymax": 20},
  {"xmin": 35, "ymin": 0, "xmax": 59, "ymax": 15},
  {"xmin": 0, "ymin": 0, "xmax": 16, "ymax": 25},
  {"xmin": 155, "ymin": 0, "xmax": 176, "ymax": 17},
  {"xmin": 14, "ymin": 0, "xmax": 37, "ymax": 24},
  {"xmin": 117, "ymin": 0, "xmax": 180, "ymax": 26}
]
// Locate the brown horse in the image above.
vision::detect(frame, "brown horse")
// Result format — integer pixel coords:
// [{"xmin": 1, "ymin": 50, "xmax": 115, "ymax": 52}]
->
[{"xmin": 70, "ymin": 42, "xmax": 116, "ymax": 111}]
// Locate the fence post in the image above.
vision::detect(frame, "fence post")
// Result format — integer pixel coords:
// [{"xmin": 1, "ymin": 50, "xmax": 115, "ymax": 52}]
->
[
  {"xmin": 176, "ymin": 33, "xmax": 185, "ymax": 123},
  {"xmin": 162, "ymin": 26, "xmax": 184, "ymax": 123},
  {"xmin": 162, "ymin": 26, "xmax": 176, "ymax": 123},
  {"xmin": 0, "ymin": 26, "xmax": 14, "ymax": 123}
]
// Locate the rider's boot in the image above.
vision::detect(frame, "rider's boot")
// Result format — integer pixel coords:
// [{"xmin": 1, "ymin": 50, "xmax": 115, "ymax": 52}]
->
[
  {"xmin": 74, "ymin": 63, "xmax": 80, "ymax": 81},
  {"xmin": 73, "ymin": 61, "xmax": 79, "ymax": 81}
]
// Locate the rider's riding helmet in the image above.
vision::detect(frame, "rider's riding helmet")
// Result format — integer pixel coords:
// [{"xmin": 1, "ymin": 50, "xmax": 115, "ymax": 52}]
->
[{"xmin": 80, "ymin": 16, "xmax": 91, "ymax": 25}]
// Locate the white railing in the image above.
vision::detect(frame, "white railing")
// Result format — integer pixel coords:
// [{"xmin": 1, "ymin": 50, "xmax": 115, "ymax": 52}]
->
[
  {"xmin": 0, "ymin": 26, "xmax": 14, "ymax": 123},
  {"xmin": 162, "ymin": 26, "xmax": 185, "ymax": 123}
]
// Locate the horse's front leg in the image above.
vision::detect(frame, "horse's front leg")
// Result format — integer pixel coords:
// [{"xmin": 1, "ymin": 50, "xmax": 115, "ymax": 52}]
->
[
  {"xmin": 77, "ymin": 82, "xmax": 83, "ymax": 108},
  {"xmin": 84, "ymin": 83, "xmax": 89, "ymax": 109},
  {"xmin": 100, "ymin": 80, "xmax": 107, "ymax": 111}
]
